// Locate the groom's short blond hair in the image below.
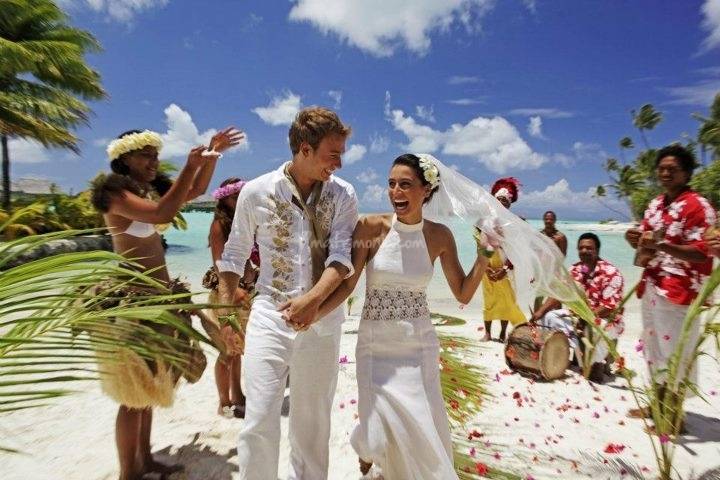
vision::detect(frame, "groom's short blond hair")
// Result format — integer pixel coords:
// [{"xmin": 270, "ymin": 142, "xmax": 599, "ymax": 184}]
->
[{"xmin": 289, "ymin": 107, "xmax": 351, "ymax": 155}]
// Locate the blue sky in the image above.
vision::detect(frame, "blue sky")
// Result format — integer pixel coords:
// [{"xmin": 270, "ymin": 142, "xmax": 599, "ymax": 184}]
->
[{"xmin": 11, "ymin": 0, "xmax": 720, "ymax": 220}]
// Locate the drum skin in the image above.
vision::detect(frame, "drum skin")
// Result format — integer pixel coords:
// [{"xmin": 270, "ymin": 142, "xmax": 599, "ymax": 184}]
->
[{"xmin": 504, "ymin": 324, "xmax": 570, "ymax": 380}]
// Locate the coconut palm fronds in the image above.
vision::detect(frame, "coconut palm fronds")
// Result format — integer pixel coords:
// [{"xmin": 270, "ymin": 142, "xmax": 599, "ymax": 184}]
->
[
  {"xmin": 437, "ymin": 328, "xmax": 520, "ymax": 480},
  {"xmin": 0, "ymin": 216, "xmax": 216, "ymax": 416}
]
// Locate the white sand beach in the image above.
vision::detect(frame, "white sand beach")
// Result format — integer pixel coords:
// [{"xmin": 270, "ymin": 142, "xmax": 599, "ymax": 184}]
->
[{"xmin": 2, "ymin": 290, "xmax": 719, "ymax": 480}]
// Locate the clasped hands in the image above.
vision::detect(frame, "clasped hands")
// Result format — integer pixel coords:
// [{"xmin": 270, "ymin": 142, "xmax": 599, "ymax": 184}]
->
[{"xmin": 279, "ymin": 293, "xmax": 321, "ymax": 332}]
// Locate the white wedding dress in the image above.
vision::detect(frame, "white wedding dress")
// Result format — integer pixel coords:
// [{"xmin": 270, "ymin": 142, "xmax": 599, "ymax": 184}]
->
[{"xmin": 351, "ymin": 215, "xmax": 457, "ymax": 480}]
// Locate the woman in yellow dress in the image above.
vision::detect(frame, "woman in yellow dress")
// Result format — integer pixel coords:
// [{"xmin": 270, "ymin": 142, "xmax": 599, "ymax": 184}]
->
[{"xmin": 481, "ymin": 177, "xmax": 527, "ymax": 342}]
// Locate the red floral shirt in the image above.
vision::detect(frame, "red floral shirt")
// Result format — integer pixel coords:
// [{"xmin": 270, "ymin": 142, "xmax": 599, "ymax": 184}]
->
[
  {"xmin": 639, "ymin": 189, "xmax": 717, "ymax": 305},
  {"xmin": 570, "ymin": 259, "xmax": 624, "ymax": 326}
]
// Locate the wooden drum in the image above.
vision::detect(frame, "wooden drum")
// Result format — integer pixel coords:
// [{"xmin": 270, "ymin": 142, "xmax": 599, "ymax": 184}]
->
[{"xmin": 504, "ymin": 324, "xmax": 570, "ymax": 380}]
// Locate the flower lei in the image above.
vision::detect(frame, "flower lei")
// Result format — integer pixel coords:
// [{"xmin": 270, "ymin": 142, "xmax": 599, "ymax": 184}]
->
[
  {"xmin": 417, "ymin": 154, "xmax": 440, "ymax": 189},
  {"xmin": 107, "ymin": 130, "xmax": 163, "ymax": 160},
  {"xmin": 212, "ymin": 180, "xmax": 246, "ymax": 200}
]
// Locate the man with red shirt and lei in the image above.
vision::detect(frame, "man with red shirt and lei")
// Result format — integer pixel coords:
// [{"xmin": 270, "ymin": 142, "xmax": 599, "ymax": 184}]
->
[
  {"xmin": 625, "ymin": 144, "xmax": 716, "ymax": 419},
  {"xmin": 532, "ymin": 233, "xmax": 624, "ymax": 383}
]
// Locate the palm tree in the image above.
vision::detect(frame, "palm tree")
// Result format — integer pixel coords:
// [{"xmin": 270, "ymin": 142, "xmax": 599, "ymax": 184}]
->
[
  {"xmin": 695, "ymin": 93, "xmax": 720, "ymax": 161},
  {"xmin": 632, "ymin": 104, "xmax": 663, "ymax": 149},
  {"xmin": 0, "ymin": 207, "xmax": 218, "ymax": 430},
  {"xmin": 0, "ymin": 0, "xmax": 106, "ymax": 211},
  {"xmin": 618, "ymin": 136, "xmax": 634, "ymax": 163}
]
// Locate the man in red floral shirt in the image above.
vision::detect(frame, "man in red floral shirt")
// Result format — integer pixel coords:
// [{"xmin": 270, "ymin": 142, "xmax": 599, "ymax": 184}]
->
[
  {"xmin": 625, "ymin": 145, "xmax": 716, "ymax": 417},
  {"xmin": 532, "ymin": 233, "xmax": 624, "ymax": 383}
]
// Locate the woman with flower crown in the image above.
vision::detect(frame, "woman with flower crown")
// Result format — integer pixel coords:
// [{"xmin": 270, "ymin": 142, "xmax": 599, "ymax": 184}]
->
[
  {"xmin": 91, "ymin": 127, "xmax": 243, "ymax": 480},
  {"xmin": 311, "ymin": 154, "xmax": 494, "ymax": 479},
  {"xmin": 202, "ymin": 177, "xmax": 260, "ymax": 419}
]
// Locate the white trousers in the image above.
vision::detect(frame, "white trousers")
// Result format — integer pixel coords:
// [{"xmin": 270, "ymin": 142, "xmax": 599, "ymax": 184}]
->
[
  {"xmin": 238, "ymin": 307, "xmax": 341, "ymax": 480},
  {"xmin": 640, "ymin": 284, "xmax": 699, "ymax": 386},
  {"xmin": 541, "ymin": 309, "xmax": 624, "ymax": 364}
]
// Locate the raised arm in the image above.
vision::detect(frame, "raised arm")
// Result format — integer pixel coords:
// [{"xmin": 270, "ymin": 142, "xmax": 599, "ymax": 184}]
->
[
  {"xmin": 108, "ymin": 146, "xmax": 206, "ymax": 224},
  {"xmin": 186, "ymin": 128, "xmax": 245, "ymax": 201},
  {"xmin": 439, "ymin": 225, "xmax": 490, "ymax": 305}
]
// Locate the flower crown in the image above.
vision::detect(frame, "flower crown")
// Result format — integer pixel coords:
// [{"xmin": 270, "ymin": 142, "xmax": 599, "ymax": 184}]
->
[
  {"xmin": 107, "ymin": 130, "xmax": 163, "ymax": 161},
  {"xmin": 212, "ymin": 180, "xmax": 246, "ymax": 200},
  {"xmin": 417, "ymin": 155, "xmax": 440, "ymax": 189}
]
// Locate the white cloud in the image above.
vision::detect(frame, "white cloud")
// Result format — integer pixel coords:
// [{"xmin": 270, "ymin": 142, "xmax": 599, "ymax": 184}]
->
[
  {"xmin": 288, "ymin": 0, "xmax": 494, "ymax": 57},
  {"xmin": 415, "ymin": 105, "xmax": 436, "ymax": 123},
  {"xmin": 387, "ymin": 107, "xmax": 547, "ymax": 173},
  {"xmin": 58, "ymin": 0, "xmax": 169, "ymax": 23},
  {"xmin": 663, "ymin": 77, "xmax": 720, "ymax": 106},
  {"xmin": 252, "ymin": 91, "xmax": 302, "ymax": 126},
  {"xmin": 370, "ymin": 133, "xmax": 390, "ymax": 153},
  {"xmin": 344, "ymin": 144, "xmax": 367, "ymax": 165},
  {"xmin": 571, "ymin": 142, "xmax": 607, "ymax": 162},
  {"xmin": 11, "ymin": 175, "xmax": 55, "ymax": 194},
  {"xmin": 7, "ymin": 138, "xmax": 50, "ymax": 164},
  {"xmin": 508, "ymin": 108, "xmax": 574, "ymax": 119},
  {"xmin": 387, "ymin": 109, "xmax": 445, "ymax": 153},
  {"xmin": 516, "ymin": 179, "xmax": 628, "ymax": 216},
  {"xmin": 327, "ymin": 90, "xmax": 343, "ymax": 109},
  {"xmin": 700, "ymin": 0, "xmax": 720, "ymax": 53},
  {"xmin": 447, "ymin": 97, "xmax": 484, "ymax": 106},
  {"xmin": 361, "ymin": 184, "xmax": 385, "ymax": 206},
  {"xmin": 523, "ymin": 0, "xmax": 537, "ymax": 14},
  {"xmin": 357, "ymin": 168, "xmax": 380, "ymax": 184},
  {"xmin": 527, "ymin": 116, "xmax": 544, "ymax": 139},
  {"xmin": 448, "ymin": 75, "xmax": 479, "ymax": 85},
  {"xmin": 160, "ymin": 103, "xmax": 248, "ymax": 158}
]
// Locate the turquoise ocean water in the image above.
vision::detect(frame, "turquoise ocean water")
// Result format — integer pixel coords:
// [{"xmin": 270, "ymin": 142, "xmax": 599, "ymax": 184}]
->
[{"xmin": 165, "ymin": 212, "xmax": 641, "ymax": 309}]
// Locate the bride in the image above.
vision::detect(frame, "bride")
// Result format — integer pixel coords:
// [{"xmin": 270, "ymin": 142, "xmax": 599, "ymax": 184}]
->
[{"xmin": 314, "ymin": 153, "xmax": 494, "ymax": 479}]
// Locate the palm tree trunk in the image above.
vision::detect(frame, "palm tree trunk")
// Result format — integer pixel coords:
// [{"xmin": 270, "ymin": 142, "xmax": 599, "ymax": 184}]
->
[
  {"xmin": 639, "ymin": 129, "xmax": 650, "ymax": 150},
  {"xmin": 1, "ymin": 134, "xmax": 10, "ymax": 212}
]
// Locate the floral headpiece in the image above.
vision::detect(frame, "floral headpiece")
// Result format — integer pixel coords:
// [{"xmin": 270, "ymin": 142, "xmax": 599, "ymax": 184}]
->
[
  {"xmin": 107, "ymin": 130, "xmax": 163, "ymax": 161},
  {"xmin": 416, "ymin": 154, "xmax": 440, "ymax": 189},
  {"xmin": 212, "ymin": 180, "xmax": 246, "ymax": 200},
  {"xmin": 491, "ymin": 177, "xmax": 521, "ymax": 203}
]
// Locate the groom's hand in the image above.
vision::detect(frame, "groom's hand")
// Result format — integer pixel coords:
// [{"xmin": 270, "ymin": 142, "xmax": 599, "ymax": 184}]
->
[{"xmin": 278, "ymin": 293, "xmax": 321, "ymax": 331}]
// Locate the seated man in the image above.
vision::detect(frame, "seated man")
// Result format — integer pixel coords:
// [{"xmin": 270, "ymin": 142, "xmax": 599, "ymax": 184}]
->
[{"xmin": 531, "ymin": 232, "xmax": 625, "ymax": 383}]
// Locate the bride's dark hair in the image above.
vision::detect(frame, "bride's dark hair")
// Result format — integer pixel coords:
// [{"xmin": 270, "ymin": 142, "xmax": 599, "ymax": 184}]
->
[{"xmin": 392, "ymin": 153, "xmax": 440, "ymax": 204}]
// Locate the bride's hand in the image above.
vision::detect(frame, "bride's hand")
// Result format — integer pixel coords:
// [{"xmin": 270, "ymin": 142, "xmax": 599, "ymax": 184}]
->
[{"xmin": 209, "ymin": 127, "xmax": 245, "ymax": 153}]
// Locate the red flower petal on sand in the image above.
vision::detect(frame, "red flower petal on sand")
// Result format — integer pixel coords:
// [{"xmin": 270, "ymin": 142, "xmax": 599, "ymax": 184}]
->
[
  {"xmin": 663, "ymin": 334, "xmax": 671, "ymax": 341},
  {"xmin": 659, "ymin": 434, "xmax": 670, "ymax": 444},
  {"xmin": 475, "ymin": 462, "xmax": 489, "ymax": 475},
  {"xmin": 513, "ymin": 391, "xmax": 521, "ymax": 399},
  {"xmin": 604, "ymin": 443, "xmax": 626, "ymax": 454},
  {"xmin": 493, "ymin": 452, "xmax": 502, "ymax": 460},
  {"xmin": 469, "ymin": 447, "xmax": 476, "ymax": 457}
]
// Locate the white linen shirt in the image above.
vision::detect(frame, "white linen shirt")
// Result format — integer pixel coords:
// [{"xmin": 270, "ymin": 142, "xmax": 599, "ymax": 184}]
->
[{"xmin": 216, "ymin": 162, "xmax": 358, "ymax": 334}]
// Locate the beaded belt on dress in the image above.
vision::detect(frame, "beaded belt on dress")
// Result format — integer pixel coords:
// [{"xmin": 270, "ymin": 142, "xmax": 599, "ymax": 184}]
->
[{"xmin": 362, "ymin": 287, "xmax": 429, "ymax": 321}]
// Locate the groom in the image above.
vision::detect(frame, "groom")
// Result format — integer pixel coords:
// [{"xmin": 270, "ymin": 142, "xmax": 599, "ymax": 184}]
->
[{"xmin": 217, "ymin": 106, "xmax": 358, "ymax": 479}]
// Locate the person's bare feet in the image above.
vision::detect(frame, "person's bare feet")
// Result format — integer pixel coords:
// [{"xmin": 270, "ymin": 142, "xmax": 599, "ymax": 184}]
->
[
  {"xmin": 359, "ymin": 458, "xmax": 373, "ymax": 475},
  {"xmin": 218, "ymin": 404, "xmax": 234, "ymax": 418}
]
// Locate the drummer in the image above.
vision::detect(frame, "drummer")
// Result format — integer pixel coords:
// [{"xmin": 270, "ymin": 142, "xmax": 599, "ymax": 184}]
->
[{"xmin": 531, "ymin": 233, "xmax": 625, "ymax": 384}]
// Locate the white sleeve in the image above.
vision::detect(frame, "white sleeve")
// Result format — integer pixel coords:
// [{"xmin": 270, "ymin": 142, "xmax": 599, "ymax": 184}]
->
[
  {"xmin": 325, "ymin": 184, "xmax": 359, "ymax": 279},
  {"xmin": 216, "ymin": 187, "xmax": 256, "ymax": 275}
]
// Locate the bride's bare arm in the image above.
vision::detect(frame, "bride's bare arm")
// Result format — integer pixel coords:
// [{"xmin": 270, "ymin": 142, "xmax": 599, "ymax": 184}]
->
[
  {"xmin": 317, "ymin": 217, "xmax": 377, "ymax": 318},
  {"xmin": 437, "ymin": 224, "xmax": 490, "ymax": 304}
]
